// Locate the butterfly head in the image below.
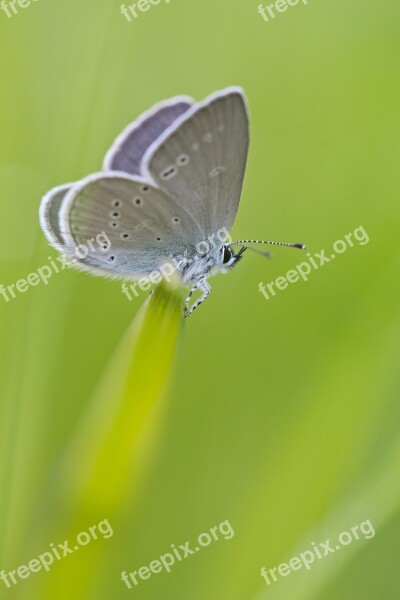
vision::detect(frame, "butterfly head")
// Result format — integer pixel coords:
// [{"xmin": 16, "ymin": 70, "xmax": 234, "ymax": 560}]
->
[{"xmin": 218, "ymin": 244, "xmax": 246, "ymax": 272}]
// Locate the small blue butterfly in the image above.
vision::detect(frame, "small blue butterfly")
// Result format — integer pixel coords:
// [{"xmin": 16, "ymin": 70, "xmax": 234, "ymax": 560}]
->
[{"xmin": 40, "ymin": 88, "xmax": 304, "ymax": 316}]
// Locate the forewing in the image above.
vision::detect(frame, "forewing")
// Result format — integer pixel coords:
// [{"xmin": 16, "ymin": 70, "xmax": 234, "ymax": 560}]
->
[
  {"xmin": 59, "ymin": 173, "xmax": 202, "ymax": 279},
  {"xmin": 103, "ymin": 96, "xmax": 194, "ymax": 175},
  {"xmin": 143, "ymin": 87, "xmax": 249, "ymax": 238}
]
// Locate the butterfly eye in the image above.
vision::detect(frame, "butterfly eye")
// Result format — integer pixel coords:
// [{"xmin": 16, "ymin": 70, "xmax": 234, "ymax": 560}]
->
[{"xmin": 222, "ymin": 246, "xmax": 232, "ymax": 264}]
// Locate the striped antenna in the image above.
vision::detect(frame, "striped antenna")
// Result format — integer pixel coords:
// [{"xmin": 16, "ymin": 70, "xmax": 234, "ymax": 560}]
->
[{"xmin": 229, "ymin": 240, "xmax": 306, "ymax": 250}]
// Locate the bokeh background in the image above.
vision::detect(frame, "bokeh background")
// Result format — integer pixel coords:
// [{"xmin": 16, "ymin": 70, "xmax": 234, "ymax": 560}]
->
[{"xmin": 1, "ymin": 0, "xmax": 399, "ymax": 598}]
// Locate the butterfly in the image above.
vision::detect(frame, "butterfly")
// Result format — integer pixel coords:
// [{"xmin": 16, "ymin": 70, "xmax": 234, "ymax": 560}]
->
[{"xmin": 40, "ymin": 87, "xmax": 304, "ymax": 316}]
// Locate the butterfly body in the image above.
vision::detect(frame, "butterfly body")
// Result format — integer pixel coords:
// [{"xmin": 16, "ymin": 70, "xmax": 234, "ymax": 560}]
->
[{"xmin": 179, "ymin": 245, "xmax": 241, "ymax": 280}]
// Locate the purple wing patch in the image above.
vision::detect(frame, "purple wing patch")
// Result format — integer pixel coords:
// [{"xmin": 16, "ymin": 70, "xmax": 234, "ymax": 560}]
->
[{"xmin": 103, "ymin": 97, "xmax": 194, "ymax": 176}]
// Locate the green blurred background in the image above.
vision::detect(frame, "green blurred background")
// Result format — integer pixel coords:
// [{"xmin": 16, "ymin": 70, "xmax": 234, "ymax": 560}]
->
[{"xmin": 1, "ymin": 0, "xmax": 399, "ymax": 598}]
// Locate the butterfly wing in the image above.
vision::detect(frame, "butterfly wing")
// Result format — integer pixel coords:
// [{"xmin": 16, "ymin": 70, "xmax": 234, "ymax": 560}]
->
[
  {"xmin": 39, "ymin": 182, "xmax": 77, "ymax": 252},
  {"xmin": 40, "ymin": 88, "xmax": 249, "ymax": 281},
  {"xmin": 103, "ymin": 96, "xmax": 194, "ymax": 175},
  {"xmin": 143, "ymin": 87, "xmax": 249, "ymax": 239},
  {"xmin": 58, "ymin": 172, "xmax": 202, "ymax": 279},
  {"xmin": 41, "ymin": 97, "xmax": 195, "ymax": 251}
]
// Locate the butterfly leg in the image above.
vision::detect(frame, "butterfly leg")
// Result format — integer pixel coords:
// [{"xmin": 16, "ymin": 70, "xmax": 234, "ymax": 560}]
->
[
  {"xmin": 184, "ymin": 287, "xmax": 195, "ymax": 311},
  {"xmin": 185, "ymin": 278, "xmax": 211, "ymax": 317}
]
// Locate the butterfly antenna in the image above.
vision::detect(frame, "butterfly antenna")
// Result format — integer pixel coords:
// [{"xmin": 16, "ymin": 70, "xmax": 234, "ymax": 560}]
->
[
  {"xmin": 240, "ymin": 245, "xmax": 272, "ymax": 259},
  {"xmin": 229, "ymin": 239, "xmax": 306, "ymax": 250}
]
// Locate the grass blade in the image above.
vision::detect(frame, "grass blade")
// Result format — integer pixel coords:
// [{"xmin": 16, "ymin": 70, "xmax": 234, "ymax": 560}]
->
[{"xmin": 34, "ymin": 280, "xmax": 184, "ymax": 598}]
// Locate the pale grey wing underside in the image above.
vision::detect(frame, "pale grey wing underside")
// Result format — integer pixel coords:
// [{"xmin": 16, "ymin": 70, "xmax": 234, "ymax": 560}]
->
[
  {"xmin": 39, "ymin": 183, "xmax": 75, "ymax": 252},
  {"xmin": 103, "ymin": 97, "xmax": 194, "ymax": 175},
  {"xmin": 59, "ymin": 173, "xmax": 203, "ymax": 278},
  {"xmin": 39, "ymin": 88, "xmax": 249, "ymax": 281},
  {"xmin": 143, "ymin": 88, "xmax": 249, "ymax": 239}
]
